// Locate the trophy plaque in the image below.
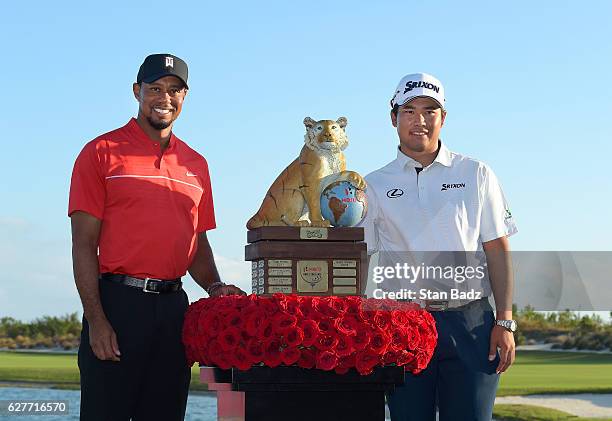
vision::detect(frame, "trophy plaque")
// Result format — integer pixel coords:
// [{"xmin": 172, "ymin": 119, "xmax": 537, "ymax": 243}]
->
[{"xmin": 246, "ymin": 226, "xmax": 367, "ymax": 296}]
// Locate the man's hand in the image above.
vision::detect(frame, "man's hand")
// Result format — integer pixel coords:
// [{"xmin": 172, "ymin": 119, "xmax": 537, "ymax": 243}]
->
[
  {"xmin": 489, "ymin": 325, "xmax": 515, "ymax": 374},
  {"xmin": 208, "ymin": 284, "xmax": 246, "ymax": 297},
  {"xmin": 88, "ymin": 316, "xmax": 121, "ymax": 362}
]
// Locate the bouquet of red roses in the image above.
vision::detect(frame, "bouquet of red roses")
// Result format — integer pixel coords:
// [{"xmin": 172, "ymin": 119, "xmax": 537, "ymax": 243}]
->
[{"xmin": 182, "ymin": 294, "xmax": 437, "ymax": 375}]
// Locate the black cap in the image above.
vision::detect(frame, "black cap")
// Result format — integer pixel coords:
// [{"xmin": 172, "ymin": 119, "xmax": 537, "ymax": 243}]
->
[{"xmin": 136, "ymin": 53, "xmax": 189, "ymax": 89}]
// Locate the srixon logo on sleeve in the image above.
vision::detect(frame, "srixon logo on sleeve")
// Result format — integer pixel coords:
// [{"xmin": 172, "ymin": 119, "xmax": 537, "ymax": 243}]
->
[
  {"xmin": 441, "ymin": 183, "xmax": 466, "ymax": 191},
  {"xmin": 404, "ymin": 80, "xmax": 440, "ymax": 94}
]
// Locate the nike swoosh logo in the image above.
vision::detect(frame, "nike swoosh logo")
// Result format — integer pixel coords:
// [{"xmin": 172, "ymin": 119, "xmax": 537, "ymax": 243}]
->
[{"xmin": 186, "ymin": 172, "xmax": 198, "ymax": 177}]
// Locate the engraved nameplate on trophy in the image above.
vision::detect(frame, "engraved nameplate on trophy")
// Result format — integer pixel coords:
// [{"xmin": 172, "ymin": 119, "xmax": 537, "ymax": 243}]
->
[
  {"xmin": 268, "ymin": 277, "xmax": 293, "ymax": 285},
  {"xmin": 268, "ymin": 259, "xmax": 292, "ymax": 267},
  {"xmin": 299, "ymin": 227, "xmax": 328, "ymax": 240},
  {"xmin": 268, "ymin": 286, "xmax": 293, "ymax": 294},
  {"xmin": 269, "ymin": 268, "xmax": 292, "ymax": 277},
  {"xmin": 333, "ymin": 268, "xmax": 357, "ymax": 277},
  {"xmin": 333, "ymin": 260, "xmax": 357, "ymax": 268},
  {"xmin": 333, "ymin": 286, "xmax": 357, "ymax": 294},
  {"xmin": 333, "ymin": 278, "xmax": 357, "ymax": 286}
]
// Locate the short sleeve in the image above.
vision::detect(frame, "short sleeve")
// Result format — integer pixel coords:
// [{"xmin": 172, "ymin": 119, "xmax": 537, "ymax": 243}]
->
[
  {"xmin": 356, "ymin": 179, "xmax": 381, "ymax": 255},
  {"xmin": 197, "ymin": 158, "xmax": 216, "ymax": 232},
  {"xmin": 478, "ymin": 164, "xmax": 518, "ymax": 243},
  {"xmin": 68, "ymin": 141, "xmax": 106, "ymax": 220}
]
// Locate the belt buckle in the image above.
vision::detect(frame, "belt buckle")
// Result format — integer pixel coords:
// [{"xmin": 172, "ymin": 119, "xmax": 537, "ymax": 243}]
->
[
  {"xmin": 426, "ymin": 300, "xmax": 448, "ymax": 311},
  {"xmin": 143, "ymin": 278, "xmax": 161, "ymax": 294}
]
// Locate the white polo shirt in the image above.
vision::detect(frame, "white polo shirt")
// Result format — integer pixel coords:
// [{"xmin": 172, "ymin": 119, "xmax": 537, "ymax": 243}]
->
[
  {"xmin": 359, "ymin": 142, "xmax": 517, "ymax": 254},
  {"xmin": 358, "ymin": 142, "xmax": 517, "ymax": 301}
]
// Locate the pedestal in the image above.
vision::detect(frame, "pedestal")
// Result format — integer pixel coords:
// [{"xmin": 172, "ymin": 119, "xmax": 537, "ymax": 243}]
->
[
  {"xmin": 201, "ymin": 366, "xmax": 404, "ymax": 421},
  {"xmin": 246, "ymin": 227, "xmax": 367, "ymax": 296}
]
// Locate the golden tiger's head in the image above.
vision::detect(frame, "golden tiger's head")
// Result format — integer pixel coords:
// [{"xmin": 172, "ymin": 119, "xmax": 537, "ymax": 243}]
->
[{"xmin": 303, "ymin": 117, "xmax": 349, "ymax": 152}]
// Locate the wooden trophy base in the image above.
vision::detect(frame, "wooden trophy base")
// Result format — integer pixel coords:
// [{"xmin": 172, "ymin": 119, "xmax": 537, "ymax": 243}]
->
[
  {"xmin": 245, "ymin": 227, "xmax": 367, "ymax": 296},
  {"xmin": 202, "ymin": 366, "xmax": 404, "ymax": 421}
]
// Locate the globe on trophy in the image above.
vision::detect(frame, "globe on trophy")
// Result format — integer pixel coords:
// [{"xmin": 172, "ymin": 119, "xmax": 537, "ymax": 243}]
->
[{"xmin": 320, "ymin": 180, "xmax": 367, "ymax": 227}]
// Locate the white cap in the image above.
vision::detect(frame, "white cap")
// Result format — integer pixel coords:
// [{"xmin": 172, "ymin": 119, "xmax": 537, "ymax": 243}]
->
[{"xmin": 390, "ymin": 73, "xmax": 445, "ymax": 109}]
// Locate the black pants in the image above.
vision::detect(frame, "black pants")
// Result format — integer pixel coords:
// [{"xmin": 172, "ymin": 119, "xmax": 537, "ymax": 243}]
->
[
  {"xmin": 387, "ymin": 298, "xmax": 500, "ymax": 421},
  {"xmin": 78, "ymin": 279, "xmax": 191, "ymax": 421}
]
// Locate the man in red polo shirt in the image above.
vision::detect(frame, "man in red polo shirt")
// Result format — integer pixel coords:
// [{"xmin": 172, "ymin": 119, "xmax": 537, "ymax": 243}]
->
[{"xmin": 69, "ymin": 53, "xmax": 244, "ymax": 421}]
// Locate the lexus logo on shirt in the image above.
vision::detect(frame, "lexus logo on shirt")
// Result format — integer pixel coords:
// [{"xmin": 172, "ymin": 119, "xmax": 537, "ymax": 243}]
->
[
  {"xmin": 441, "ymin": 183, "xmax": 466, "ymax": 191},
  {"xmin": 386, "ymin": 188, "xmax": 404, "ymax": 198}
]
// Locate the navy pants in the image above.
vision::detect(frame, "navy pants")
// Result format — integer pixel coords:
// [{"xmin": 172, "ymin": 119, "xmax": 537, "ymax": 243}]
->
[
  {"xmin": 387, "ymin": 299, "xmax": 499, "ymax": 421},
  {"xmin": 78, "ymin": 279, "xmax": 191, "ymax": 421}
]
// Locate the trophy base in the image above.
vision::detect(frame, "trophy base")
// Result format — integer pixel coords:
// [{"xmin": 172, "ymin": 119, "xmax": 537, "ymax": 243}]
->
[
  {"xmin": 202, "ymin": 366, "xmax": 404, "ymax": 421},
  {"xmin": 245, "ymin": 227, "xmax": 367, "ymax": 296}
]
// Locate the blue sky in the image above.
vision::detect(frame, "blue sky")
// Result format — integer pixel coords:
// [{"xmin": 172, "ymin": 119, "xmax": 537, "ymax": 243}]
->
[{"xmin": 1, "ymin": 1, "xmax": 611, "ymax": 320}]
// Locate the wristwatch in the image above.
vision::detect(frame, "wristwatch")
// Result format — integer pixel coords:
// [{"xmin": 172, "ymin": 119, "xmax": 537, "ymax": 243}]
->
[{"xmin": 495, "ymin": 319, "xmax": 517, "ymax": 332}]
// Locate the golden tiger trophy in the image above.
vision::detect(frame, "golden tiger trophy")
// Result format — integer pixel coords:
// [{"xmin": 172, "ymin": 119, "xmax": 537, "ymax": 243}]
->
[{"xmin": 245, "ymin": 116, "xmax": 368, "ymax": 296}]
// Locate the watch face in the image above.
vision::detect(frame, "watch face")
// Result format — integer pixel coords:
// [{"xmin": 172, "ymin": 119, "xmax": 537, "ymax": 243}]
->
[{"xmin": 510, "ymin": 320, "xmax": 517, "ymax": 332}]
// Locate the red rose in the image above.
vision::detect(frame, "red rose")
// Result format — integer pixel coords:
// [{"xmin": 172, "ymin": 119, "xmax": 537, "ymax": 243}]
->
[
  {"xmin": 224, "ymin": 311, "xmax": 245, "ymax": 330},
  {"xmin": 297, "ymin": 348, "xmax": 316, "ymax": 369},
  {"xmin": 232, "ymin": 347, "xmax": 253, "ymax": 371},
  {"xmin": 388, "ymin": 327, "xmax": 407, "ymax": 352},
  {"xmin": 256, "ymin": 319, "xmax": 274, "ymax": 341},
  {"xmin": 284, "ymin": 326, "xmax": 304, "ymax": 348},
  {"xmin": 299, "ymin": 320, "xmax": 320, "ymax": 347},
  {"xmin": 282, "ymin": 347, "xmax": 301, "ymax": 366},
  {"xmin": 315, "ymin": 334, "xmax": 339, "ymax": 351},
  {"xmin": 317, "ymin": 319, "xmax": 333, "ymax": 334},
  {"xmin": 369, "ymin": 330, "xmax": 391, "ymax": 355},
  {"xmin": 373, "ymin": 311, "xmax": 392, "ymax": 331},
  {"xmin": 335, "ymin": 335, "xmax": 354, "ymax": 357},
  {"xmin": 397, "ymin": 350, "xmax": 416, "ymax": 367},
  {"xmin": 334, "ymin": 316, "xmax": 358, "ymax": 337},
  {"xmin": 262, "ymin": 339, "xmax": 283, "ymax": 368},
  {"xmin": 335, "ymin": 354, "xmax": 356, "ymax": 375},
  {"xmin": 404, "ymin": 325, "xmax": 421, "ymax": 349},
  {"xmin": 390, "ymin": 309, "xmax": 409, "ymax": 326},
  {"xmin": 383, "ymin": 350, "xmax": 399, "ymax": 365},
  {"xmin": 201, "ymin": 313, "xmax": 222, "ymax": 337},
  {"xmin": 329, "ymin": 296, "xmax": 348, "ymax": 315},
  {"xmin": 272, "ymin": 313, "xmax": 298, "ymax": 335},
  {"xmin": 355, "ymin": 350, "xmax": 380, "ymax": 375},
  {"xmin": 316, "ymin": 350, "xmax": 338, "ymax": 371},
  {"xmin": 245, "ymin": 310, "xmax": 266, "ymax": 336},
  {"xmin": 219, "ymin": 327, "xmax": 241, "ymax": 351},
  {"xmin": 352, "ymin": 327, "xmax": 371, "ymax": 351},
  {"xmin": 284, "ymin": 298, "xmax": 304, "ymax": 318},
  {"xmin": 246, "ymin": 339, "xmax": 264, "ymax": 363}
]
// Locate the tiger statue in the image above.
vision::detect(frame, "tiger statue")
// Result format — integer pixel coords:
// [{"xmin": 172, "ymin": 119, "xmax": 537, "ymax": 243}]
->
[{"xmin": 246, "ymin": 116, "xmax": 366, "ymax": 229}]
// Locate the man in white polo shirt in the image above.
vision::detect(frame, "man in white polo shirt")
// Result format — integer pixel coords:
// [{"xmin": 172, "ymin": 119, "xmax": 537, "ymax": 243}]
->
[{"xmin": 359, "ymin": 73, "xmax": 517, "ymax": 421}]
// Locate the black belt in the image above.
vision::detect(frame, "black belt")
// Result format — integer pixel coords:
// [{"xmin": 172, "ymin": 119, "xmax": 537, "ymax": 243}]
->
[{"xmin": 100, "ymin": 273, "xmax": 182, "ymax": 294}]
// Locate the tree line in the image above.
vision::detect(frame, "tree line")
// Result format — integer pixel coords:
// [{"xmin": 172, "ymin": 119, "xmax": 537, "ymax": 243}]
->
[
  {"xmin": 0, "ymin": 313, "xmax": 81, "ymax": 350},
  {"xmin": 1, "ymin": 309, "xmax": 610, "ymax": 351}
]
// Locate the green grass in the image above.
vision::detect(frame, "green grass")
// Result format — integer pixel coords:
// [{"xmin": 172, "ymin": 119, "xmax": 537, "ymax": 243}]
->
[
  {"xmin": 0, "ymin": 351, "xmax": 205, "ymax": 391},
  {"xmin": 1, "ymin": 350, "xmax": 611, "ymax": 396},
  {"xmin": 493, "ymin": 404, "xmax": 612, "ymax": 421},
  {"xmin": 497, "ymin": 351, "xmax": 612, "ymax": 396}
]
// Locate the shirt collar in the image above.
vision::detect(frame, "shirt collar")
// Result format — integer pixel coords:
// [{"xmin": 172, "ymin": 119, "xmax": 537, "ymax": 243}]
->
[
  {"xmin": 395, "ymin": 140, "xmax": 453, "ymax": 170},
  {"xmin": 125, "ymin": 118, "xmax": 176, "ymax": 150}
]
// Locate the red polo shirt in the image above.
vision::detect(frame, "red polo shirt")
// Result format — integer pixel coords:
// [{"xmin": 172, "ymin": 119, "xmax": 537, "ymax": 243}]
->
[{"xmin": 68, "ymin": 118, "xmax": 216, "ymax": 280}]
